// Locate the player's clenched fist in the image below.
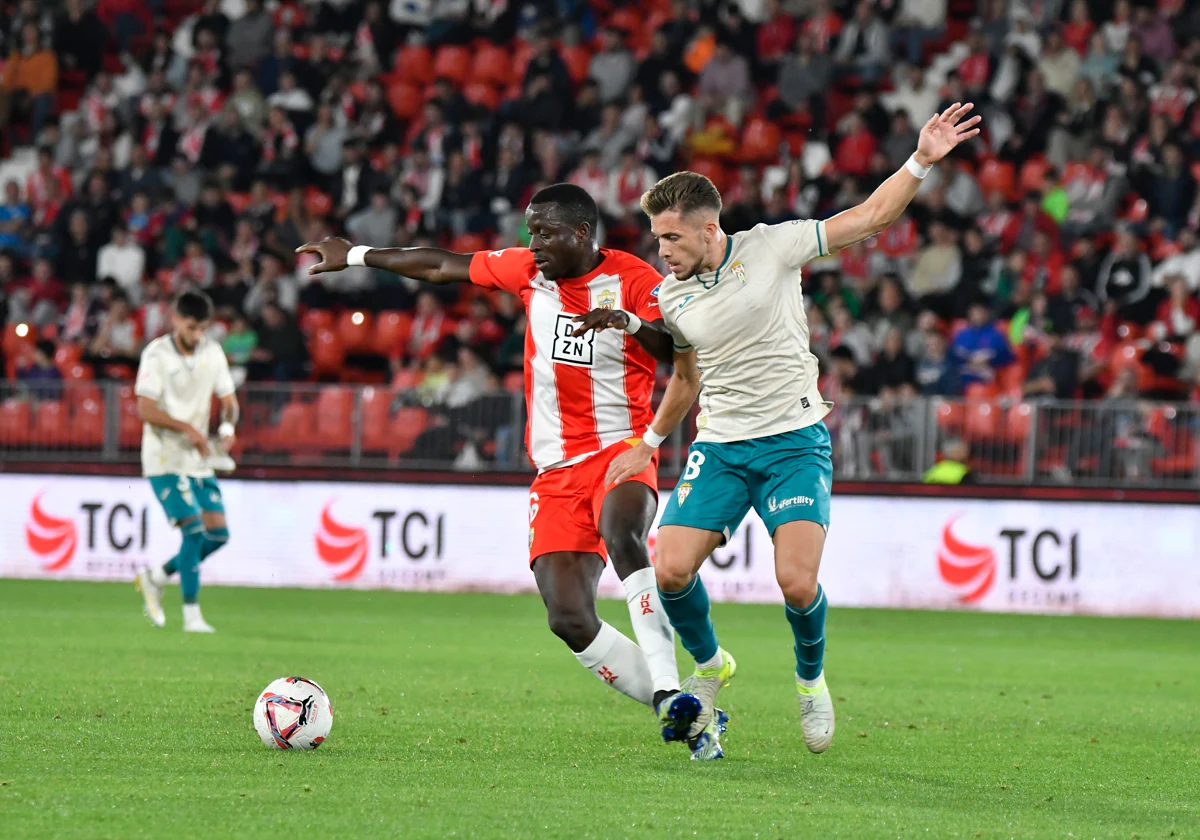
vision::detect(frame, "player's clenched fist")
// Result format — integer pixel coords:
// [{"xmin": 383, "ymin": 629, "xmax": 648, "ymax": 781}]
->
[
  {"xmin": 572, "ymin": 308, "xmax": 630, "ymax": 337},
  {"xmin": 295, "ymin": 237, "xmax": 352, "ymax": 274}
]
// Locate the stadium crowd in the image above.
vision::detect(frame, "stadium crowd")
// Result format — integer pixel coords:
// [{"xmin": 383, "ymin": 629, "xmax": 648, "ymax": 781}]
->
[{"xmin": 1, "ymin": 0, "xmax": 1199, "ymax": 472}]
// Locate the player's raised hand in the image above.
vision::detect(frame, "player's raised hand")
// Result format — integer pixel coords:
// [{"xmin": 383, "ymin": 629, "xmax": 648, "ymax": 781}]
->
[
  {"xmin": 295, "ymin": 237, "xmax": 352, "ymax": 275},
  {"xmin": 572, "ymin": 308, "xmax": 630, "ymax": 337},
  {"xmin": 914, "ymin": 102, "xmax": 982, "ymax": 167},
  {"xmin": 186, "ymin": 425, "xmax": 211, "ymax": 456},
  {"xmin": 605, "ymin": 441, "xmax": 655, "ymax": 487}
]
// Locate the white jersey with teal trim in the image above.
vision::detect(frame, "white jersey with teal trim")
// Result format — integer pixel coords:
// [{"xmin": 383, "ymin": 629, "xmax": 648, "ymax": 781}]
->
[
  {"xmin": 135, "ymin": 335, "xmax": 235, "ymax": 478},
  {"xmin": 658, "ymin": 220, "xmax": 832, "ymax": 444}
]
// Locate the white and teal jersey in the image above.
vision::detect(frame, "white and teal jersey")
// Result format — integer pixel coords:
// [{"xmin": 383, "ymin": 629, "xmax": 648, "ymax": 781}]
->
[{"xmin": 658, "ymin": 220, "xmax": 832, "ymax": 444}]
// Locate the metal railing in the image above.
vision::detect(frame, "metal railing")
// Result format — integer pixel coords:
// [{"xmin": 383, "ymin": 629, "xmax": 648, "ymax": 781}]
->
[{"xmin": 0, "ymin": 381, "xmax": 1197, "ymax": 486}]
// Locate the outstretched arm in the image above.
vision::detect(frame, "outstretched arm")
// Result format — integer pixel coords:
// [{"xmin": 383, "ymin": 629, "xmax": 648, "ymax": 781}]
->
[
  {"xmin": 605, "ymin": 348, "xmax": 702, "ymax": 486},
  {"xmin": 824, "ymin": 102, "xmax": 981, "ymax": 254},
  {"xmin": 571, "ymin": 308, "xmax": 675, "ymax": 365},
  {"xmin": 295, "ymin": 237, "xmax": 473, "ymax": 285}
]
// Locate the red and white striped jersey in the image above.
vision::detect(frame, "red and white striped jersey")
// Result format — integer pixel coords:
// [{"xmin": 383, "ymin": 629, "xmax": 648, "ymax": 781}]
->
[{"xmin": 469, "ymin": 248, "xmax": 661, "ymax": 472}]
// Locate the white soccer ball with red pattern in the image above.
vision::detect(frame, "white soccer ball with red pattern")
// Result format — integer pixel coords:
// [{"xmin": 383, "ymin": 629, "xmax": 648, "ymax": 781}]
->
[{"xmin": 253, "ymin": 677, "xmax": 334, "ymax": 750}]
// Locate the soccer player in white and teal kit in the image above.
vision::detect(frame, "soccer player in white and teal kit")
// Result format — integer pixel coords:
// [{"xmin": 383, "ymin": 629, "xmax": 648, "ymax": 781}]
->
[
  {"xmin": 133, "ymin": 290, "xmax": 239, "ymax": 633},
  {"xmin": 597, "ymin": 103, "xmax": 981, "ymax": 757}
]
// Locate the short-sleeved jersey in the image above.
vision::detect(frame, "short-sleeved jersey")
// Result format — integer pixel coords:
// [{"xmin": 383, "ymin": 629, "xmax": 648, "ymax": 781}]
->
[
  {"xmin": 658, "ymin": 220, "xmax": 833, "ymax": 444},
  {"xmin": 135, "ymin": 335, "xmax": 235, "ymax": 478},
  {"xmin": 469, "ymin": 247, "xmax": 661, "ymax": 471}
]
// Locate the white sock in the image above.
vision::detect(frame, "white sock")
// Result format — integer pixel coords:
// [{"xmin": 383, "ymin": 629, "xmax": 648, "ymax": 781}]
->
[
  {"xmin": 149, "ymin": 565, "xmax": 169, "ymax": 587},
  {"xmin": 182, "ymin": 603, "xmax": 203, "ymax": 623},
  {"xmin": 622, "ymin": 567, "xmax": 680, "ymax": 695},
  {"xmin": 574, "ymin": 621, "xmax": 654, "ymax": 706},
  {"xmin": 696, "ymin": 649, "xmax": 723, "ymax": 671},
  {"xmin": 798, "ymin": 671, "xmax": 825, "ymax": 690}
]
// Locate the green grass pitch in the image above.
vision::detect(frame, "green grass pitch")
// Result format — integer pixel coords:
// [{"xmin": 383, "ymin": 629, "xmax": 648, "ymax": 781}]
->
[{"xmin": 2, "ymin": 580, "xmax": 1197, "ymax": 839}]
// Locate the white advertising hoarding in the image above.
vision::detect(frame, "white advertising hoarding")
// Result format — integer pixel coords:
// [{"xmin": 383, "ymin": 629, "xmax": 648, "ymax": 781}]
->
[{"xmin": 4, "ymin": 474, "xmax": 1198, "ymax": 619}]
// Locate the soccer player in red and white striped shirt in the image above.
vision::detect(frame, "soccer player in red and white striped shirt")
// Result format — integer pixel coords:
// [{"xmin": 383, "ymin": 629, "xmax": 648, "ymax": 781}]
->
[{"xmin": 299, "ymin": 184, "xmax": 709, "ymax": 750}]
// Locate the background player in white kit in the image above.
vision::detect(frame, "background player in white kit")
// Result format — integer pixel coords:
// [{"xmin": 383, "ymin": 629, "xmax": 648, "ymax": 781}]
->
[
  {"xmin": 134, "ymin": 291, "xmax": 238, "ymax": 632},
  {"xmin": 585, "ymin": 103, "xmax": 981, "ymax": 757}
]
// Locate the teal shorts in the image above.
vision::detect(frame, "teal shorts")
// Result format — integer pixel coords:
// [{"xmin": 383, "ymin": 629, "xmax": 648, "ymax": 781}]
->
[
  {"xmin": 148, "ymin": 475, "xmax": 225, "ymax": 528},
  {"xmin": 660, "ymin": 423, "xmax": 832, "ymax": 541}
]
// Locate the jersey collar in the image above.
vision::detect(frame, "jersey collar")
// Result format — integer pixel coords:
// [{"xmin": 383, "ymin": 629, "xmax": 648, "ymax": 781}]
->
[{"xmin": 695, "ymin": 236, "xmax": 733, "ymax": 290}]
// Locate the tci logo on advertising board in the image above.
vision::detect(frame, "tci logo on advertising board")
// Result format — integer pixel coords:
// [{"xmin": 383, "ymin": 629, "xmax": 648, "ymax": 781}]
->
[
  {"xmin": 314, "ymin": 500, "xmax": 445, "ymax": 584},
  {"xmin": 24, "ymin": 493, "xmax": 151, "ymax": 575},
  {"xmin": 938, "ymin": 515, "xmax": 1080, "ymax": 607}
]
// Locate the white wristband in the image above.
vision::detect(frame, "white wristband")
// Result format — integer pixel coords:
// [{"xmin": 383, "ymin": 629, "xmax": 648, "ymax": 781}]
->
[
  {"xmin": 905, "ymin": 154, "xmax": 932, "ymax": 180},
  {"xmin": 642, "ymin": 428, "xmax": 666, "ymax": 449},
  {"xmin": 347, "ymin": 245, "xmax": 372, "ymax": 266},
  {"xmin": 218, "ymin": 422, "xmax": 235, "ymax": 438},
  {"xmin": 622, "ymin": 313, "xmax": 642, "ymax": 335}
]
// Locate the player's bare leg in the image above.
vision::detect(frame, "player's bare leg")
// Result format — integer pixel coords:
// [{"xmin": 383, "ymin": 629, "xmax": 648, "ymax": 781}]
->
[
  {"xmin": 598, "ymin": 481, "xmax": 699, "ymax": 743},
  {"xmin": 533, "ymin": 552, "xmax": 655, "ymax": 705},
  {"xmin": 775, "ymin": 520, "xmax": 834, "ymax": 753},
  {"xmin": 655, "ymin": 524, "xmax": 737, "ymax": 759}
]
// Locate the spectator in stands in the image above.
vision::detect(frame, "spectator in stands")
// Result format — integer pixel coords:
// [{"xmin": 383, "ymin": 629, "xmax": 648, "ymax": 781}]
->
[
  {"xmin": 1039, "ymin": 29, "xmax": 1081, "ymax": 100},
  {"xmin": 409, "ymin": 290, "xmax": 452, "ymax": 360},
  {"xmin": 922, "ymin": 438, "xmax": 974, "ymax": 484},
  {"xmin": 0, "ymin": 23, "xmax": 57, "ymax": 147},
  {"xmin": 86, "ymin": 292, "xmax": 141, "ymax": 374},
  {"xmin": 915, "ymin": 329, "xmax": 962, "ymax": 397},
  {"xmin": 1150, "ymin": 274, "xmax": 1200, "ymax": 344},
  {"xmin": 348, "ymin": 190, "xmax": 398, "ymax": 250},
  {"xmin": 604, "ymin": 148, "xmax": 656, "ymax": 226},
  {"xmin": 1097, "ymin": 227, "xmax": 1154, "ymax": 323},
  {"xmin": 139, "ymin": 279, "xmax": 170, "ymax": 342},
  {"xmin": 248, "ymin": 302, "xmax": 306, "ymax": 381},
  {"xmin": 54, "ymin": 0, "xmax": 106, "ymax": 79},
  {"xmin": 244, "ymin": 253, "xmax": 297, "ymax": 316},
  {"xmin": 222, "ymin": 313, "xmax": 257, "ymax": 386},
  {"xmin": 872, "ymin": 326, "xmax": 917, "ymax": 392},
  {"xmin": 331, "ymin": 141, "xmax": 380, "ymax": 219},
  {"xmin": 893, "ymin": 0, "xmax": 946, "ymax": 68},
  {"xmin": 951, "ymin": 300, "xmax": 1015, "ymax": 387},
  {"xmin": 226, "ymin": 0, "xmax": 272, "ymax": 71},
  {"xmin": 1152, "ymin": 228, "xmax": 1200, "ymax": 292},
  {"xmin": 829, "ymin": 299, "xmax": 873, "ymax": 367},
  {"xmin": 776, "ymin": 30, "xmax": 830, "ymax": 125},
  {"xmin": 909, "ymin": 220, "xmax": 962, "ymax": 314},
  {"xmin": 16, "ymin": 339, "xmax": 62, "ymax": 400},
  {"xmin": 305, "ymin": 103, "xmax": 347, "ymax": 186},
  {"xmin": 1149, "ymin": 143, "xmax": 1196, "ymax": 236},
  {"xmin": 698, "ymin": 39, "xmax": 752, "ymax": 126},
  {"xmin": 834, "ymin": 0, "xmax": 889, "ymax": 85},
  {"xmin": 96, "ymin": 224, "xmax": 145, "ymax": 302},
  {"xmin": 1023, "ymin": 325, "xmax": 1081, "ymax": 400},
  {"xmin": 589, "ymin": 28, "xmax": 635, "ymax": 106},
  {"xmin": 59, "ymin": 282, "xmax": 96, "ymax": 344}
]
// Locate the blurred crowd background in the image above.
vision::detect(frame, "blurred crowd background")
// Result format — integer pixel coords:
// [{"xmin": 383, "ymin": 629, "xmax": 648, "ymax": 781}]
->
[{"xmin": 1, "ymin": 0, "xmax": 1199, "ymax": 480}]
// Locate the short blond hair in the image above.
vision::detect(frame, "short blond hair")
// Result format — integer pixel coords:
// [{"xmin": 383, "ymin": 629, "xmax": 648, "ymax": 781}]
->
[{"xmin": 640, "ymin": 171, "xmax": 723, "ymax": 218}]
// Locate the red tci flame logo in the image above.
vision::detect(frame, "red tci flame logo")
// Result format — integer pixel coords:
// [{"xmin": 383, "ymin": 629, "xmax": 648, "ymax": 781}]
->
[
  {"xmin": 25, "ymin": 494, "xmax": 77, "ymax": 572},
  {"xmin": 937, "ymin": 518, "xmax": 996, "ymax": 603},
  {"xmin": 314, "ymin": 501, "xmax": 368, "ymax": 581}
]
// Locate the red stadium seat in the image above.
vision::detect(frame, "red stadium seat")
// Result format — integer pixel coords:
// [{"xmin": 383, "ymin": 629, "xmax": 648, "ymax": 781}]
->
[
  {"xmin": 935, "ymin": 400, "xmax": 965, "ymax": 431},
  {"xmin": 0, "ymin": 399, "xmax": 31, "ymax": 447},
  {"xmin": 373, "ymin": 311, "xmax": 413, "ymax": 358},
  {"xmin": 54, "ymin": 343, "xmax": 83, "ymax": 372},
  {"xmin": 119, "ymin": 389, "xmax": 142, "ymax": 449},
  {"xmin": 964, "ymin": 400, "xmax": 999, "ymax": 439},
  {"xmin": 451, "ymin": 232, "xmax": 488, "ymax": 253},
  {"xmin": 314, "ymin": 387, "xmax": 354, "ymax": 450},
  {"xmin": 3, "ymin": 323, "xmax": 34, "ymax": 357},
  {"xmin": 304, "ymin": 188, "xmax": 332, "ymax": 217},
  {"xmin": 30, "ymin": 401, "xmax": 69, "ymax": 448},
  {"xmin": 1005, "ymin": 402, "xmax": 1034, "ymax": 444},
  {"xmin": 502, "ymin": 371, "xmax": 524, "ymax": 391},
  {"xmin": 391, "ymin": 367, "xmax": 421, "ymax": 390},
  {"xmin": 360, "ymin": 386, "xmax": 395, "ymax": 453},
  {"xmin": 386, "ymin": 81, "xmax": 423, "ymax": 120},
  {"xmin": 259, "ymin": 401, "xmax": 316, "ymax": 453},
  {"xmin": 69, "ymin": 397, "xmax": 106, "ymax": 448},
  {"xmin": 64, "ymin": 363, "xmax": 94, "ymax": 381},
  {"xmin": 336, "ymin": 311, "xmax": 375, "ymax": 354},
  {"xmin": 65, "ymin": 382, "xmax": 102, "ymax": 412},
  {"xmin": 301, "ymin": 308, "xmax": 335, "ymax": 336},
  {"xmin": 469, "ymin": 43, "xmax": 513, "ymax": 87},
  {"xmin": 687, "ymin": 158, "xmax": 729, "ymax": 193},
  {"xmin": 997, "ymin": 364, "xmax": 1025, "ymax": 397},
  {"xmin": 965, "ymin": 381, "xmax": 999, "ymax": 400},
  {"xmin": 310, "ymin": 329, "xmax": 346, "ymax": 378},
  {"xmin": 1018, "ymin": 155, "xmax": 1050, "ymax": 194},
  {"xmin": 739, "ymin": 117, "xmax": 782, "ymax": 164},
  {"xmin": 561, "ymin": 45, "xmax": 592, "ymax": 84},
  {"xmin": 389, "ymin": 407, "xmax": 429, "ymax": 458},
  {"xmin": 392, "ymin": 44, "xmax": 434, "ymax": 86},
  {"xmin": 977, "ymin": 159, "xmax": 1015, "ymax": 199},
  {"xmin": 462, "ymin": 82, "xmax": 499, "ymax": 110},
  {"xmin": 433, "ymin": 46, "xmax": 471, "ymax": 85}
]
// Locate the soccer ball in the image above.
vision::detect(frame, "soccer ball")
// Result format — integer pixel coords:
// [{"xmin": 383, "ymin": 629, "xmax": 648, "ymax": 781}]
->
[{"xmin": 253, "ymin": 676, "xmax": 334, "ymax": 750}]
